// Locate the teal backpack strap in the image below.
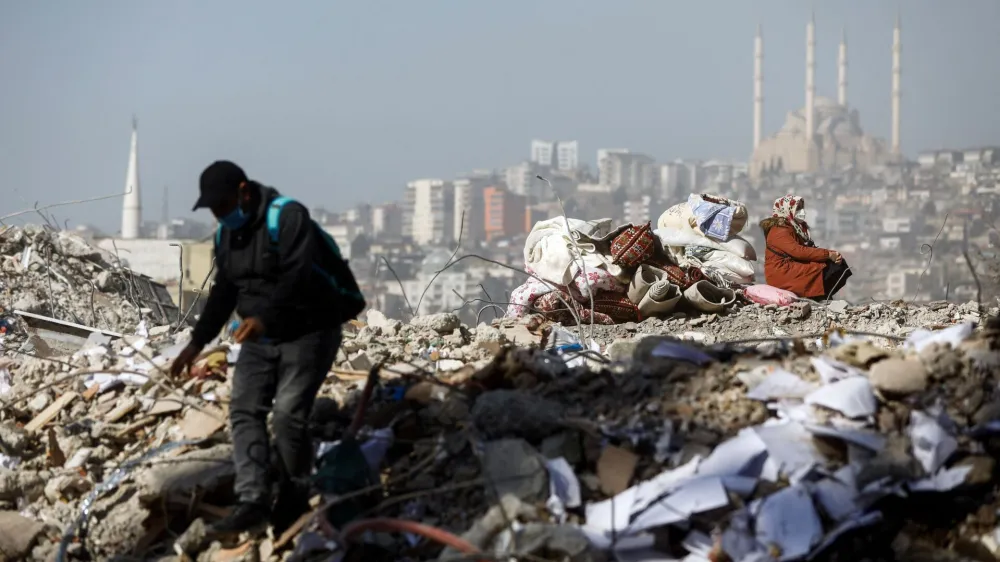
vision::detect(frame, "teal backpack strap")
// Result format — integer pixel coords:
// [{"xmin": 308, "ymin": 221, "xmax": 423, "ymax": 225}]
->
[
  {"xmin": 266, "ymin": 196, "xmax": 294, "ymax": 245},
  {"xmin": 215, "ymin": 225, "xmax": 223, "ymax": 247}
]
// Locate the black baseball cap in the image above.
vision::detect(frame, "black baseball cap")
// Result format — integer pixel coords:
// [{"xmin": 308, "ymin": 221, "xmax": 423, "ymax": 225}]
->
[{"xmin": 192, "ymin": 160, "xmax": 248, "ymax": 211}]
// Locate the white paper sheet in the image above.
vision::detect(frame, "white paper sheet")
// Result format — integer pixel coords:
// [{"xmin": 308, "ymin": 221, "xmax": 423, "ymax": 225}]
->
[
  {"xmin": 628, "ymin": 477, "xmax": 729, "ymax": 534},
  {"xmin": 909, "ymin": 410, "xmax": 958, "ymax": 474},
  {"xmin": 804, "ymin": 424, "xmax": 886, "ymax": 452},
  {"xmin": 905, "ymin": 322, "xmax": 974, "ymax": 353},
  {"xmin": 804, "ymin": 377, "xmax": 877, "ymax": 419},
  {"xmin": 546, "ymin": 456, "xmax": 582, "ymax": 509},
  {"xmin": 809, "ymin": 467, "xmax": 860, "ymax": 521},
  {"xmin": 810, "ymin": 356, "xmax": 865, "ymax": 384},
  {"xmin": 632, "ymin": 456, "xmax": 702, "ymax": 514},
  {"xmin": 753, "ymin": 421, "xmax": 826, "ymax": 477},
  {"xmin": 586, "ymin": 487, "xmax": 638, "ymax": 536},
  {"xmin": 909, "ymin": 465, "xmax": 972, "ymax": 492},
  {"xmin": 754, "ymin": 485, "xmax": 823, "ymax": 562},
  {"xmin": 746, "ymin": 368, "xmax": 818, "ymax": 401},
  {"xmin": 696, "ymin": 429, "xmax": 768, "ymax": 479}
]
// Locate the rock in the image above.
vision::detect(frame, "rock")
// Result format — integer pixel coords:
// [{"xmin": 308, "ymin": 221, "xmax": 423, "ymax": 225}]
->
[
  {"xmin": 0, "ymin": 511, "xmax": 46, "ymax": 559},
  {"xmin": 606, "ymin": 339, "xmax": 640, "ymax": 362},
  {"xmin": 868, "ymin": 358, "xmax": 928, "ymax": 395},
  {"xmin": 827, "ymin": 300, "xmax": 849, "ymax": 314},
  {"xmin": 974, "ymin": 400, "xmax": 1000, "ymax": 426},
  {"xmin": 136, "ymin": 445, "xmax": 234, "ymax": 499},
  {"xmin": 474, "ymin": 324, "xmax": 507, "ymax": 355},
  {"xmin": 0, "ymin": 422, "xmax": 29, "ymax": 455},
  {"xmin": 957, "ymin": 456, "xmax": 995, "ymax": 486},
  {"xmin": 44, "ymin": 474, "xmax": 92, "ymax": 503},
  {"xmin": 482, "ymin": 439, "xmax": 548, "ymax": 502},
  {"xmin": 411, "ymin": 313, "xmax": 461, "ymax": 334},
  {"xmin": 472, "ymin": 390, "xmax": 564, "ymax": 442},
  {"xmin": 12, "ymin": 294, "xmax": 45, "ymax": 314},
  {"xmin": 540, "ymin": 431, "xmax": 583, "ymax": 465}
]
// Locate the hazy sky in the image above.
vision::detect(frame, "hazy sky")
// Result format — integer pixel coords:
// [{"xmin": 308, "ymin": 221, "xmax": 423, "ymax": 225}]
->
[{"xmin": 2, "ymin": 1, "xmax": 998, "ymax": 233}]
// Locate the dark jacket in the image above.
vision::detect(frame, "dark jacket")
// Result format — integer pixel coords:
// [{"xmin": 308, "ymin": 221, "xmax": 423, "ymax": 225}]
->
[
  {"xmin": 191, "ymin": 183, "xmax": 339, "ymax": 346},
  {"xmin": 760, "ymin": 217, "xmax": 831, "ymax": 298}
]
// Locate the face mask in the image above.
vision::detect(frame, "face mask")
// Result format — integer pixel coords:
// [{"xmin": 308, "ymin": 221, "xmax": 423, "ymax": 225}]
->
[
  {"xmin": 794, "ymin": 208, "xmax": 807, "ymax": 221},
  {"xmin": 219, "ymin": 207, "xmax": 248, "ymax": 230}
]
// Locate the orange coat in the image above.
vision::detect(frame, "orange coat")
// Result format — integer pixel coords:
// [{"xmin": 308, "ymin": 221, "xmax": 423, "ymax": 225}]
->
[{"xmin": 761, "ymin": 218, "xmax": 831, "ymax": 298}]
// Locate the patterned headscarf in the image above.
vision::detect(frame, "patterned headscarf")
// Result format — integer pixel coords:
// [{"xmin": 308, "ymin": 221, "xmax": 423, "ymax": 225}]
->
[{"xmin": 772, "ymin": 195, "xmax": 814, "ymax": 245}]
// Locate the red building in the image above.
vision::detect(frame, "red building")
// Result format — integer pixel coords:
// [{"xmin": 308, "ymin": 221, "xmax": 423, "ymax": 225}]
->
[{"xmin": 483, "ymin": 186, "xmax": 528, "ymax": 241}]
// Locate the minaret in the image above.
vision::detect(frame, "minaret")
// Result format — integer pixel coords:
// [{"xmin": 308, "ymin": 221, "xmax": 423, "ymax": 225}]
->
[
  {"xmin": 891, "ymin": 13, "xmax": 902, "ymax": 156},
  {"xmin": 753, "ymin": 24, "xmax": 764, "ymax": 151},
  {"xmin": 805, "ymin": 12, "xmax": 816, "ymax": 145},
  {"xmin": 121, "ymin": 116, "xmax": 142, "ymax": 239},
  {"xmin": 838, "ymin": 28, "xmax": 848, "ymax": 107}
]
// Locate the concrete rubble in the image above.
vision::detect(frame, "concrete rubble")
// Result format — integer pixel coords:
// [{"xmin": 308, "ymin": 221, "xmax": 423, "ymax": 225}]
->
[{"xmin": 3, "ymin": 225, "xmax": 1000, "ymax": 561}]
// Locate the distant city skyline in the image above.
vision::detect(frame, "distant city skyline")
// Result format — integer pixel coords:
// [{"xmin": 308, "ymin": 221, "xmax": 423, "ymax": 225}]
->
[{"xmin": 1, "ymin": 0, "xmax": 999, "ymax": 232}]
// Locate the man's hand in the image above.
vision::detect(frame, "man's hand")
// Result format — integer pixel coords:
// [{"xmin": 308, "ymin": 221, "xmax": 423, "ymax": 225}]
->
[
  {"xmin": 233, "ymin": 317, "xmax": 265, "ymax": 343},
  {"xmin": 169, "ymin": 343, "xmax": 204, "ymax": 378},
  {"xmin": 828, "ymin": 251, "xmax": 843, "ymax": 263}
]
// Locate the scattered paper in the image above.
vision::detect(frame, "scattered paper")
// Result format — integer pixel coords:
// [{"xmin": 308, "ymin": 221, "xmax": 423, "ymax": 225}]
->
[
  {"xmin": 805, "ymin": 377, "xmax": 877, "ymax": 418},
  {"xmin": 632, "ymin": 455, "xmax": 701, "ymax": 514},
  {"xmin": 909, "ymin": 410, "xmax": 958, "ymax": 474},
  {"xmin": 755, "ymin": 485, "xmax": 823, "ymax": 561},
  {"xmin": 910, "ymin": 465, "xmax": 972, "ymax": 492},
  {"xmin": 745, "ymin": 368, "xmax": 818, "ymax": 401},
  {"xmin": 905, "ymin": 322, "xmax": 974, "ymax": 353},
  {"xmin": 809, "ymin": 466, "xmax": 860, "ymax": 522},
  {"xmin": 585, "ymin": 487, "xmax": 637, "ymax": 537},
  {"xmin": 810, "ymin": 356, "xmax": 865, "ymax": 384},
  {"xmin": 753, "ymin": 421, "xmax": 825, "ymax": 477},
  {"xmin": 546, "ymin": 457, "xmax": 582, "ymax": 509},
  {"xmin": 809, "ymin": 511, "xmax": 883, "ymax": 558},
  {"xmin": 696, "ymin": 429, "xmax": 768, "ymax": 479},
  {"xmin": 805, "ymin": 424, "xmax": 886, "ymax": 452}
]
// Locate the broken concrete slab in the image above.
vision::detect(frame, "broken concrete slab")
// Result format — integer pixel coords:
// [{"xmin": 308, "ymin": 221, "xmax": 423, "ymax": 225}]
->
[
  {"xmin": 0, "ymin": 511, "xmax": 46, "ymax": 559},
  {"xmin": 136, "ymin": 444, "xmax": 234, "ymax": 499}
]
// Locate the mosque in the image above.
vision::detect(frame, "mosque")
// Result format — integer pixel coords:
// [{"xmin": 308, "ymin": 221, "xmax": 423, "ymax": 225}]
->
[{"xmin": 749, "ymin": 15, "xmax": 902, "ymax": 178}]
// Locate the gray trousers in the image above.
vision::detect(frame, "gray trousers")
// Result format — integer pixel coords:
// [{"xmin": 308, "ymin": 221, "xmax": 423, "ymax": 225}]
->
[{"xmin": 229, "ymin": 329, "xmax": 341, "ymax": 505}]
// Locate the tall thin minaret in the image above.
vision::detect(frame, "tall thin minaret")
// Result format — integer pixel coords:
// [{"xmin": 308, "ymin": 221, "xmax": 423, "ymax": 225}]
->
[
  {"xmin": 891, "ymin": 13, "xmax": 902, "ymax": 156},
  {"xmin": 121, "ymin": 116, "xmax": 142, "ymax": 239},
  {"xmin": 805, "ymin": 12, "xmax": 816, "ymax": 145},
  {"xmin": 753, "ymin": 24, "xmax": 764, "ymax": 150},
  {"xmin": 838, "ymin": 28, "xmax": 848, "ymax": 107}
]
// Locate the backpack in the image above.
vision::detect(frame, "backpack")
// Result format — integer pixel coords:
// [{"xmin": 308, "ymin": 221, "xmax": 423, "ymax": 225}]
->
[{"xmin": 214, "ymin": 196, "xmax": 367, "ymax": 322}]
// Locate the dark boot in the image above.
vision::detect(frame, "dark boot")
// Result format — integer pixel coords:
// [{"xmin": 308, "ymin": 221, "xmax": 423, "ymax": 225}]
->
[
  {"xmin": 209, "ymin": 502, "xmax": 271, "ymax": 535},
  {"xmin": 271, "ymin": 489, "xmax": 311, "ymax": 537}
]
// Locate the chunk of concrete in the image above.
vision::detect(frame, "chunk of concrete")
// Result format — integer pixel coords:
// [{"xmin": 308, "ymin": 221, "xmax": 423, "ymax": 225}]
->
[
  {"xmin": 0, "ymin": 511, "xmax": 46, "ymax": 559},
  {"xmin": 482, "ymin": 439, "xmax": 549, "ymax": 502},
  {"xmin": 869, "ymin": 358, "xmax": 928, "ymax": 395},
  {"xmin": 136, "ymin": 445, "xmax": 234, "ymax": 499}
]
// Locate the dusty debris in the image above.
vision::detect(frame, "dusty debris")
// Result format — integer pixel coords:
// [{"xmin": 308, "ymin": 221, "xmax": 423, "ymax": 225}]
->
[{"xmin": 6, "ymin": 223, "xmax": 1000, "ymax": 561}]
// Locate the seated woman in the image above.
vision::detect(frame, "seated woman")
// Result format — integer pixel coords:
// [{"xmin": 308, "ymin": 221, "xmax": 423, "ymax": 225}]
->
[{"xmin": 761, "ymin": 195, "xmax": 851, "ymax": 301}]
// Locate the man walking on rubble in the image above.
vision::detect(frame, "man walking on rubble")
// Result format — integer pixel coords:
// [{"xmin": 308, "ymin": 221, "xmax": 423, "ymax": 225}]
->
[{"xmin": 170, "ymin": 161, "xmax": 365, "ymax": 536}]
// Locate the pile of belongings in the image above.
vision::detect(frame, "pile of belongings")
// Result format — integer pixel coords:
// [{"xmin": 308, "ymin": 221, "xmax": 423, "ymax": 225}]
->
[{"xmin": 507, "ymin": 194, "xmax": 760, "ymax": 325}]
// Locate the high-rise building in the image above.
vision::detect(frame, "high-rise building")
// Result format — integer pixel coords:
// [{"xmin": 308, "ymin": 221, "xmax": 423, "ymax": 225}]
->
[
  {"xmin": 600, "ymin": 152, "xmax": 656, "ymax": 193},
  {"xmin": 532, "ymin": 140, "xmax": 579, "ymax": 171},
  {"xmin": 555, "ymin": 141, "xmax": 579, "ymax": 171},
  {"xmin": 530, "ymin": 140, "xmax": 554, "ymax": 167},
  {"xmin": 372, "ymin": 203, "xmax": 403, "ymax": 239},
  {"xmin": 505, "ymin": 162, "xmax": 537, "ymax": 196},
  {"xmin": 404, "ymin": 179, "xmax": 455, "ymax": 245},
  {"xmin": 453, "ymin": 178, "xmax": 488, "ymax": 243},
  {"xmin": 483, "ymin": 186, "xmax": 528, "ymax": 241}
]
